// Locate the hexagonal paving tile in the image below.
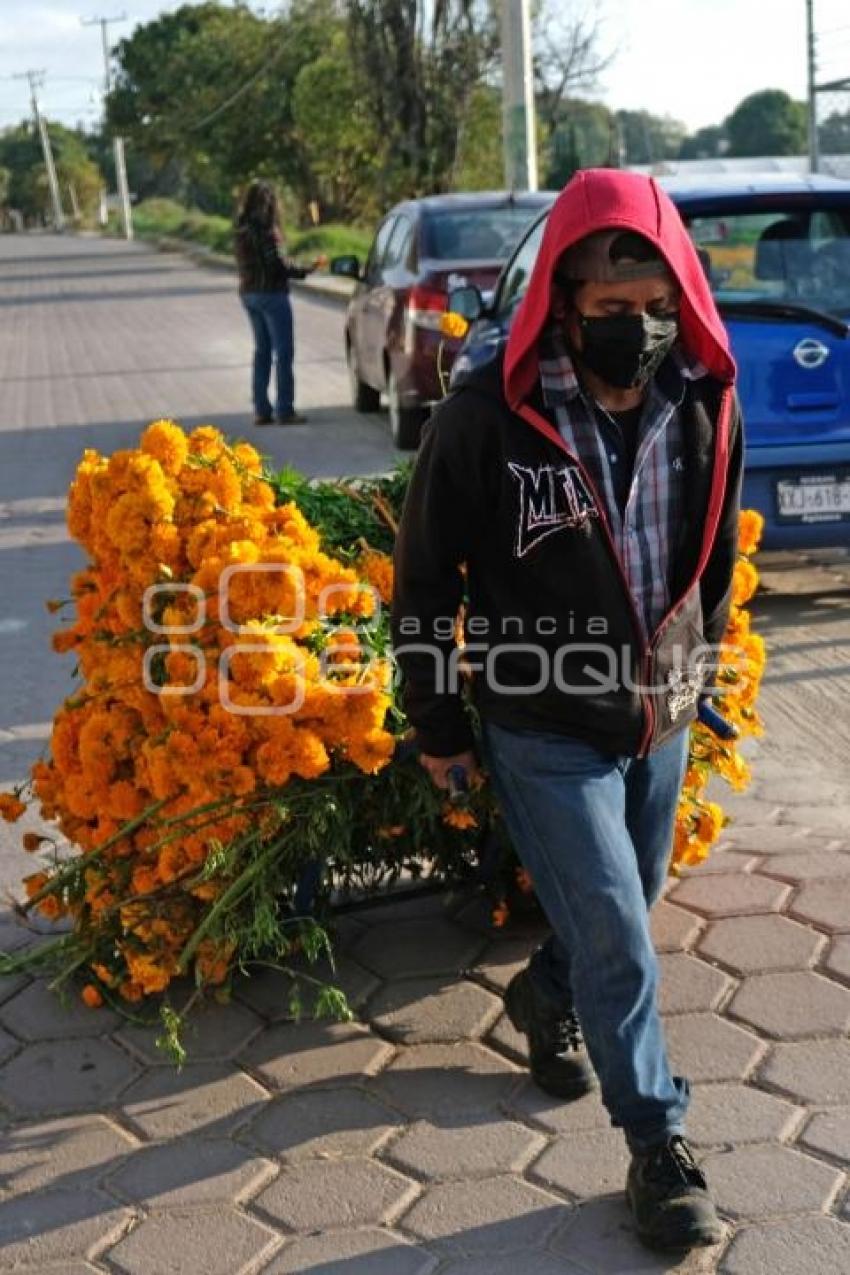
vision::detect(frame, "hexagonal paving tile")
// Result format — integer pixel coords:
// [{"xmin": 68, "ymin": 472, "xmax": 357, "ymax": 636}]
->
[
  {"xmin": 246, "ymin": 1086, "xmax": 402, "ymax": 1161},
  {"xmin": 436, "ymin": 1257, "xmax": 583, "ymax": 1275},
  {"xmin": 687, "ymin": 1081, "xmax": 804, "ymax": 1147},
  {"xmin": 720, "ymin": 1216, "xmax": 850, "ymax": 1275},
  {"xmin": 663, "ymin": 1013, "xmax": 764, "ymax": 1082},
  {"xmin": 657, "ymin": 953, "xmax": 732, "ymax": 1015},
  {"xmin": 115, "ymin": 998, "xmax": 263, "ymax": 1065},
  {"xmin": 0, "ymin": 1114, "xmax": 135, "ymax": 1193},
  {"xmin": 776, "ymin": 803, "xmax": 850, "ymax": 829},
  {"xmin": 0, "ymin": 1187, "xmax": 132, "ymax": 1268},
  {"xmin": 234, "ymin": 953, "xmax": 379, "ymax": 1019},
  {"xmin": 823, "ymin": 934, "xmax": 850, "ymax": 982},
  {"xmin": 528, "ymin": 1126, "xmax": 630, "ymax": 1201},
  {"xmin": 758, "ymin": 776, "xmax": 848, "ymax": 806},
  {"xmin": 240, "ymin": 1019, "xmax": 393, "ymax": 1091},
  {"xmin": 727, "ymin": 970, "xmax": 850, "ymax": 1039},
  {"xmin": 798, "ymin": 1108, "xmax": 850, "ymax": 1163},
  {"xmin": 758, "ymin": 851, "xmax": 850, "ymax": 881},
  {"xmin": 0, "ymin": 1025, "xmax": 18, "ymax": 1066},
  {"xmin": 352, "ymin": 917, "xmax": 487, "ymax": 980},
  {"xmin": 364, "ymin": 976, "xmax": 501, "ymax": 1044},
  {"xmin": 549, "ymin": 1194, "xmax": 721, "ymax": 1272},
  {"xmin": 0, "ymin": 1039, "xmax": 140, "ymax": 1115},
  {"xmin": 105, "ymin": 1136, "xmax": 275, "ymax": 1207},
  {"xmin": 676, "ymin": 851, "xmax": 759, "ymax": 877},
  {"xmin": 400, "ymin": 1174, "xmax": 565, "ymax": 1255},
  {"xmin": 669, "ymin": 872, "xmax": 791, "ymax": 918},
  {"xmin": 106, "ymin": 1205, "xmax": 281, "ymax": 1275},
  {"xmin": 702, "ymin": 1143, "xmax": 843, "ymax": 1218},
  {"xmin": 649, "ymin": 901, "xmax": 703, "ymax": 952},
  {"xmin": 0, "ymin": 977, "xmax": 121, "ymax": 1040},
  {"xmin": 386, "ymin": 1116, "xmax": 545, "ymax": 1181},
  {"xmin": 262, "ymin": 1227, "xmax": 440, "ymax": 1275},
  {"xmin": 759, "ymin": 1038, "xmax": 850, "ymax": 1104},
  {"xmin": 120, "ymin": 1062, "xmax": 268, "ymax": 1140},
  {"xmin": 254, "ymin": 1157, "xmax": 419, "ymax": 1232},
  {"xmin": 468, "ymin": 938, "xmax": 538, "ymax": 993},
  {"xmin": 369, "ymin": 1042, "xmax": 520, "ymax": 1121},
  {"xmin": 790, "ymin": 879, "xmax": 850, "ymax": 932},
  {"xmin": 506, "ymin": 1079, "xmax": 611, "ymax": 1137},
  {"xmin": 487, "ymin": 1009, "xmax": 530, "ymax": 1065},
  {"xmin": 697, "ymin": 914, "xmax": 825, "ymax": 975},
  {"xmin": 720, "ymin": 825, "xmax": 828, "ymax": 856}
]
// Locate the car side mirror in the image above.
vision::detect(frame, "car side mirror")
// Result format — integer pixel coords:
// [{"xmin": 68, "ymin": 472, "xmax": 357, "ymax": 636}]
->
[
  {"xmin": 330, "ymin": 254, "xmax": 362, "ymax": 281},
  {"xmin": 447, "ymin": 284, "xmax": 484, "ymax": 322}
]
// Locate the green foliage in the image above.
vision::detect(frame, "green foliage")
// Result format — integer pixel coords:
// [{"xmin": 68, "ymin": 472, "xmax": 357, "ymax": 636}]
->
[
  {"xmin": 124, "ymin": 197, "xmax": 372, "ymax": 263},
  {"xmin": 616, "ymin": 110, "xmax": 687, "ymax": 166},
  {"xmin": 0, "ymin": 121, "xmax": 104, "ymax": 224},
  {"xmin": 544, "ymin": 99, "xmax": 614, "ymax": 186},
  {"xmin": 725, "ymin": 89, "xmax": 807, "ymax": 158},
  {"xmin": 292, "ymin": 29, "xmax": 384, "ymax": 219},
  {"xmin": 819, "ymin": 109, "xmax": 850, "ymax": 154},
  {"xmin": 679, "ymin": 125, "xmax": 728, "ymax": 160},
  {"xmin": 452, "ymin": 85, "xmax": 504, "ymax": 191}
]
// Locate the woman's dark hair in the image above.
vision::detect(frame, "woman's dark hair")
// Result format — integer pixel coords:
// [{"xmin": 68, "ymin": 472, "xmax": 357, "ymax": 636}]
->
[{"xmin": 237, "ymin": 180, "xmax": 278, "ymax": 230}]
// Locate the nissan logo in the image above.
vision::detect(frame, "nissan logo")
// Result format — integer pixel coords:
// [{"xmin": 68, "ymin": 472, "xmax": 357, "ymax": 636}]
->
[{"xmin": 793, "ymin": 338, "xmax": 830, "ymax": 369}]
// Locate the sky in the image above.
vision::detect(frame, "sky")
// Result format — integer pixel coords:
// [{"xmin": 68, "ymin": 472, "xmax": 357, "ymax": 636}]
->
[{"xmin": 0, "ymin": 0, "xmax": 849, "ymax": 135}]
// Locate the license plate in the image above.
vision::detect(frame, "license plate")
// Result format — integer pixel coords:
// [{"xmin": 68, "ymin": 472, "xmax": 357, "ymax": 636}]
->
[{"xmin": 775, "ymin": 475, "xmax": 850, "ymax": 522}]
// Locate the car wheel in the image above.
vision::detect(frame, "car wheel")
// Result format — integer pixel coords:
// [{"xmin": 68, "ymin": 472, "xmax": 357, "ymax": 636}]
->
[
  {"xmin": 387, "ymin": 368, "xmax": 424, "ymax": 450},
  {"xmin": 347, "ymin": 339, "xmax": 380, "ymax": 413}
]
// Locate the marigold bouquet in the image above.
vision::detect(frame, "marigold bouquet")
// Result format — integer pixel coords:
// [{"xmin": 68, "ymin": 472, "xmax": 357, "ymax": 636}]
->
[{"xmin": 0, "ymin": 420, "xmax": 766, "ymax": 1054}]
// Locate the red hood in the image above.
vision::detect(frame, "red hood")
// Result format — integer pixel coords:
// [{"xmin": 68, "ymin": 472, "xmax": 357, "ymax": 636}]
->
[{"xmin": 503, "ymin": 168, "xmax": 736, "ymax": 409}]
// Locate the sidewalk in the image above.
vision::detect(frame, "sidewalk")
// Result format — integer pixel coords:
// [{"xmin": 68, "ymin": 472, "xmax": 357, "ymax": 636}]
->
[{"xmin": 0, "ymin": 751, "xmax": 848, "ymax": 1273}]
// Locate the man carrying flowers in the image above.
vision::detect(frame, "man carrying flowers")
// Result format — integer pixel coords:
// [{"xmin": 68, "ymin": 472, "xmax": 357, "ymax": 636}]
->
[{"xmin": 392, "ymin": 169, "xmax": 743, "ymax": 1254}]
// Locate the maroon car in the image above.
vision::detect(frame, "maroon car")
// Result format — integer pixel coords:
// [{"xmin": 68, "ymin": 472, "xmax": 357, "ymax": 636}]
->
[{"xmin": 331, "ymin": 192, "xmax": 554, "ymax": 448}]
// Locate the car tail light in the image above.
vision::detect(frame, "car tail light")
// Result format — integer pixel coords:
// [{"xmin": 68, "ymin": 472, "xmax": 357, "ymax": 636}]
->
[{"xmin": 408, "ymin": 285, "xmax": 447, "ymax": 330}]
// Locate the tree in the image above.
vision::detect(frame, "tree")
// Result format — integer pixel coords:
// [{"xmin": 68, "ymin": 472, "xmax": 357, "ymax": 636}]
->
[
  {"xmin": 346, "ymin": 1, "xmax": 500, "ymax": 201},
  {"xmin": 0, "ymin": 122, "xmax": 103, "ymax": 224},
  {"xmin": 544, "ymin": 99, "xmax": 615, "ymax": 187},
  {"xmin": 534, "ymin": 2, "xmax": 615, "ymax": 141},
  {"xmin": 679, "ymin": 124, "xmax": 727, "ymax": 160},
  {"xmin": 819, "ymin": 109, "xmax": 850, "ymax": 154},
  {"xmin": 291, "ymin": 30, "xmax": 384, "ymax": 218},
  {"xmin": 451, "ymin": 84, "xmax": 503, "ymax": 190},
  {"xmin": 725, "ymin": 89, "xmax": 807, "ymax": 158},
  {"xmin": 616, "ymin": 109, "xmax": 687, "ymax": 166}
]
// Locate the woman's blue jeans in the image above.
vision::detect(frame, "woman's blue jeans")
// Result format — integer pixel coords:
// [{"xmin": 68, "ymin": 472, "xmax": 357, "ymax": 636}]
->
[
  {"xmin": 481, "ymin": 719, "xmax": 690, "ymax": 1152},
  {"xmin": 241, "ymin": 290, "xmax": 295, "ymax": 418}
]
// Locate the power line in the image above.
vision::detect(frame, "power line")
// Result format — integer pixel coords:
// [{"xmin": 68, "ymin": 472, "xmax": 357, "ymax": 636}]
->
[{"xmin": 185, "ymin": 42, "xmax": 287, "ymax": 133}]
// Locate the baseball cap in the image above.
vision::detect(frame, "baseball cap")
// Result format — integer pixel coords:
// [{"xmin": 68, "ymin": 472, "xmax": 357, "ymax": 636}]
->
[{"xmin": 557, "ymin": 230, "xmax": 675, "ymax": 284}]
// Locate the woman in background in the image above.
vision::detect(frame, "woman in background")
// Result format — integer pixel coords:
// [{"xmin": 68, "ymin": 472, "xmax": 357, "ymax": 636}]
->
[{"xmin": 235, "ymin": 180, "xmax": 322, "ymax": 426}]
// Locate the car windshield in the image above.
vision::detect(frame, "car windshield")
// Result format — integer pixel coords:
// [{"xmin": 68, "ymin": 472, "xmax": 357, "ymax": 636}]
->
[
  {"xmin": 683, "ymin": 203, "xmax": 850, "ymax": 319},
  {"xmin": 422, "ymin": 206, "xmax": 542, "ymax": 261}
]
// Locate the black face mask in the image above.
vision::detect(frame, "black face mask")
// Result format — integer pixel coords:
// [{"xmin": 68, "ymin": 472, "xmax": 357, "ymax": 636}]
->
[{"xmin": 575, "ymin": 312, "xmax": 679, "ymax": 389}]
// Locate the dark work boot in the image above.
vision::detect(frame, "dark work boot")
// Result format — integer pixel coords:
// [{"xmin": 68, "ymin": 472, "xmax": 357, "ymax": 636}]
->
[
  {"xmin": 627, "ymin": 1135, "xmax": 725, "ymax": 1252},
  {"xmin": 503, "ymin": 967, "xmax": 596, "ymax": 1100}
]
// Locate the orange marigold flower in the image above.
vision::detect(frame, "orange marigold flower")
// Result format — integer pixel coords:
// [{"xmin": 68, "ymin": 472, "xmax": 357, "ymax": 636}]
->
[
  {"xmin": 492, "ymin": 900, "xmax": 510, "ymax": 928},
  {"xmin": 0, "ymin": 793, "xmax": 26, "ymax": 823},
  {"xmin": 732, "ymin": 559, "xmax": 759, "ymax": 607},
  {"xmin": 22, "ymin": 832, "xmax": 44, "ymax": 853},
  {"xmin": 442, "ymin": 805, "xmax": 478, "ymax": 830},
  {"xmin": 738, "ymin": 509, "xmax": 764, "ymax": 557},
  {"xmin": 81, "ymin": 984, "xmax": 104, "ymax": 1008}
]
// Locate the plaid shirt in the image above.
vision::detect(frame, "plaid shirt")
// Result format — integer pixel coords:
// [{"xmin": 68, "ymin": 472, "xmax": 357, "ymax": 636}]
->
[{"xmin": 538, "ymin": 325, "xmax": 707, "ymax": 638}]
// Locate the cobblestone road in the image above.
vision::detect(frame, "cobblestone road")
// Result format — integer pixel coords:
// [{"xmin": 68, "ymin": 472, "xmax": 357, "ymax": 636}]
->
[{"xmin": 0, "ymin": 234, "xmax": 848, "ymax": 1274}]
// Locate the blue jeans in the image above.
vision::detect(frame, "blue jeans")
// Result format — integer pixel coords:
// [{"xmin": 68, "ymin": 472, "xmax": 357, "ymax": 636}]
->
[
  {"xmin": 242, "ymin": 290, "xmax": 295, "ymax": 418},
  {"xmin": 481, "ymin": 719, "xmax": 690, "ymax": 1152}
]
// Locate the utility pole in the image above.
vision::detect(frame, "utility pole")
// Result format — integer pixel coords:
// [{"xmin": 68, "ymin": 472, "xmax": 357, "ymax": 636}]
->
[
  {"xmin": 13, "ymin": 70, "xmax": 65, "ymax": 229},
  {"xmin": 501, "ymin": 0, "xmax": 538, "ymax": 192},
  {"xmin": 82, "ymin": 12, "xmax": 133, "ymax": 239},
  {"xmin": 806, "ymin": 0, "xmax": 819, "ymax": 173}
]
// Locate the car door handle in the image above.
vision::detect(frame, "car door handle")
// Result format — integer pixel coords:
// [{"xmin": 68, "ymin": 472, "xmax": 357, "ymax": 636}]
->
[{"xmin": 786, "ymin": 393, "xmax": 839, "ymax": 410}]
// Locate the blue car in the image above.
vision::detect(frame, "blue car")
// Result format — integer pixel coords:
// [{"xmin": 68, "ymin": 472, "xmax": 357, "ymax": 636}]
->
[{"xmin": 450, "ymin": 175, "xmax": 850, "ymax": 550}]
